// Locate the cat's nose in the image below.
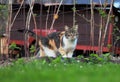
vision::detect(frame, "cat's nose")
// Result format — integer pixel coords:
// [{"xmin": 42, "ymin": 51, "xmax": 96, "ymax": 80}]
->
[{"xmin": 71, "ymin": 36, "xmax": 75, "ymax": 40}]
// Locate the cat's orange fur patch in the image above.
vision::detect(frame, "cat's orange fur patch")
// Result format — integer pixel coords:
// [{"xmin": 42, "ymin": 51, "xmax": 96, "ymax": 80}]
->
[
  {"xmin": 49, "ymin": 39, "xmax": 57, "ymax": 50},
  {"xmin": 58, "ymin": 47, "xmax": 66, "ymax": 56}
]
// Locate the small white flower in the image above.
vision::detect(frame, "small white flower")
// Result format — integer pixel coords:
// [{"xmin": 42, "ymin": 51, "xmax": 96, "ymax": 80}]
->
[
  {"xmin": 54, "ymin": 64, "xmax": 57, "ymax": 67},
  {"xmin": 48, "ymin": 64, "xmax": 51, "ymax": 66},
  {"xmin": 80, "ymin": 66, "xmax": 83, "ymax": 68},
  {"xmin": 98, "ymin": 64, "xmax": 102, "ymax": 67},
  {"xmin": 64, "ymin": 63, "xmax": 67, "ymax": 66},
  {"xmin": 77, "ymin": 60, "xmax": 80, "ymax": 63}
]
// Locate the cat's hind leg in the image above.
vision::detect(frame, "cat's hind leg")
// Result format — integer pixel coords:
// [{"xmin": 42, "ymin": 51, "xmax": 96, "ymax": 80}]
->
[{"xmin": 43, "ymin": 46, "xmax": 57, "ymax": 57}]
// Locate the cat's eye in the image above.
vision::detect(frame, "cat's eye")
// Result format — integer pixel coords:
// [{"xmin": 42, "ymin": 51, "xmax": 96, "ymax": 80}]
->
[
  {"xmin": 76, "ymin": 33, "xmax": 79, "ymax": 35},
  {"xmin": 67, "ymin": 34, "xmax": 71, "ymax": 36}
]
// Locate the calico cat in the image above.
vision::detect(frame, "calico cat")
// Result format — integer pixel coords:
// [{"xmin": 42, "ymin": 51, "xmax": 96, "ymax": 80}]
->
[{"xmin": 18, "ymin": 25, "xmax": 79, "ymax": 58}]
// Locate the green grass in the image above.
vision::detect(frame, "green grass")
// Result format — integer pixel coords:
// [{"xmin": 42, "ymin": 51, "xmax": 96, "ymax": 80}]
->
[{"xmin": 0, "ymin": 58, "xmax": 120, "ymax": 82}]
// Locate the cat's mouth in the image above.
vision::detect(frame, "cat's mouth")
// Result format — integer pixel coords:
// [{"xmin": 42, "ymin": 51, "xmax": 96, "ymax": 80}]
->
[{"xmin": 69, "ymin": 37, "xmax": 77, "ymax": 41}]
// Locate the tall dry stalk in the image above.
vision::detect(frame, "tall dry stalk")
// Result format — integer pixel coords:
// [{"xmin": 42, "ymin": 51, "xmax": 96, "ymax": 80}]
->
[
  {"xmin": 25, "ymin": 0, "xmax": 36, "ymax": 57},
  {"xmin": 10, "ymin": 0, "xmax": 24, "ymax": 29},
  {"xmin": 73, "ymin": 0, "xmax": 76, "ymax": 27},
  {"xmin": 7, "ymin": 0, "xmax": 12, "ymax": 42},
  {"xmin": 101, "ymin": 0, "xmax": 113, "ymax": 48},
  {"xmin": 45, "ymin": 5, "xmax": 50, "ymax": 30},
  {"xmin": 98, "ymin": 0, "xmax": 113, "ymax": 55},
  {"xmin": 90, "ymin": 0, "xmax": 95, "ymax": 51},
  {"xmin": 4, "ymin": 0, "xmax": 13, "ymax": 58},
  {"xmin": 50, "ymin": 0, "xmax": 63, "ymax": 30},
  {"xmin": 98, "ymin": 0, "xmax": 104, "ymax": 55},
  {"xmin": 0, "ymin": 3, "xmax": 8, "ymax": 59}
]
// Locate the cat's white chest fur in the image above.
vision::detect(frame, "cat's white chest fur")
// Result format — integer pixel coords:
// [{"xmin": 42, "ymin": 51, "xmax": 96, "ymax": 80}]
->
[{"xmin": 62, "ymin": 35, "xmax": 77, "ymax": 57}]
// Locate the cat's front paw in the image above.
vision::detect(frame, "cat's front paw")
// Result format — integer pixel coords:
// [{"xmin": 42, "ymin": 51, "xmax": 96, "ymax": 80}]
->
[{"xmin": 58, "ymin": 47, "xmax": 66, "ymax": 56}]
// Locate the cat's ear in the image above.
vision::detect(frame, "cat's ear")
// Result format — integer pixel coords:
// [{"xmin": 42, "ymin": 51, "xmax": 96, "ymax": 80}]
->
[{"xmin": 65, "ymin": 25, "xmax": 69, "ymax": 31}]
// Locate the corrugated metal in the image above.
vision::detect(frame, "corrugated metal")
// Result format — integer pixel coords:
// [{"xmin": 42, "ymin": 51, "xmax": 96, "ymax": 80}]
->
[
  {"xmin": 32, "ymin": 0, "xmax": 112, "ymax": 4},
  {"xmin": 0, "ymin": 0, "xmax": 111, "ymax": 4},
  {"xmin": 63, "ymin": 0, "xmax": 111, "ymax": 5}
]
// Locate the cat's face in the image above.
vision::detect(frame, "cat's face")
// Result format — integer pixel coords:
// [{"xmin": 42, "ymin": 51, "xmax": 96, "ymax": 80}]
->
[{"xmin": 64, "ymin": 25, "xmax": 79, "ymax": 41}]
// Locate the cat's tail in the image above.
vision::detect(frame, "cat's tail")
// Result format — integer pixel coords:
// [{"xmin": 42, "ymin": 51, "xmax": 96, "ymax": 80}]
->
[
  {"xmin": 17, "ymin": 29, "xmax": 41, "ymax": 38},
  {"xmin": 17, "ymin": 29, "xmax": 35, "ymax": 36}
]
